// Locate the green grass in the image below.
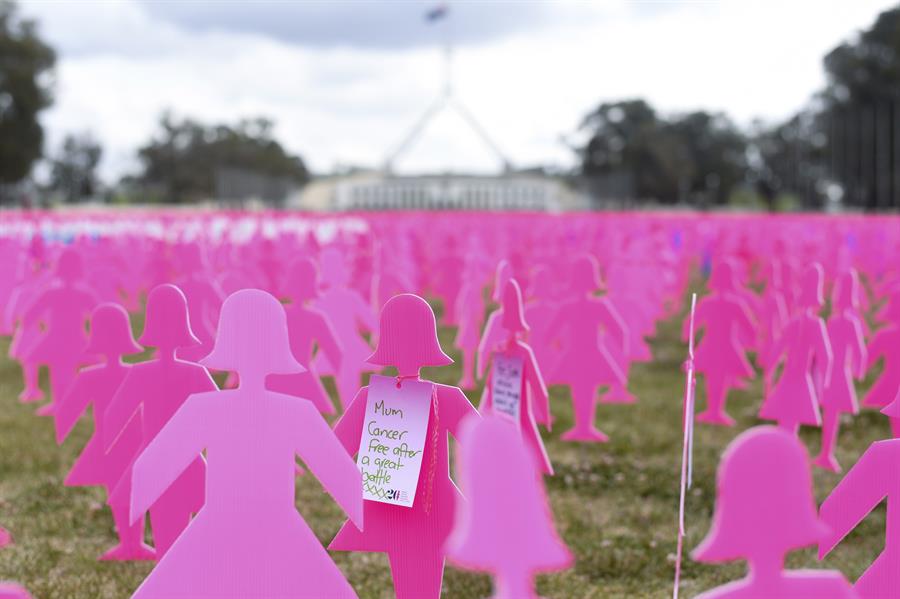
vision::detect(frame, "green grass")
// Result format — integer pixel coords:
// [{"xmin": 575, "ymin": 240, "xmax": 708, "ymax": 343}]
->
[{"xmin": 0, "ymin": 298, "xmax": 888, "ymax": 598}]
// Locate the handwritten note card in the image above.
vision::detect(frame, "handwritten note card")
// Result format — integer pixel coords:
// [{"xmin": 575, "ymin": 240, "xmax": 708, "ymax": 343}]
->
[
  {"xmin": 491, "ymin": 354, "xmax": 524, "ymax": 422},
  {"xmin": 357, "ymin": 374, "xmax": 432, "ymax": 508}
]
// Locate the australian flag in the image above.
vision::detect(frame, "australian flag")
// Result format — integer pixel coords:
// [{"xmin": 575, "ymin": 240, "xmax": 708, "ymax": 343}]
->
[{"xmin": 424, "ymin": 3, "xmax": 448, "ymax": 22}]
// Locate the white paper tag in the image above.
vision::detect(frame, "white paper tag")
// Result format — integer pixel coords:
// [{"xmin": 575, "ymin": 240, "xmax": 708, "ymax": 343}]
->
[
  {"xmin": 356, "ymin": 374, "xmax": 432, "ymax": 508},
  {"xmin": 491, "ymin": 354, "xmax": 524, "ymax": 422}
]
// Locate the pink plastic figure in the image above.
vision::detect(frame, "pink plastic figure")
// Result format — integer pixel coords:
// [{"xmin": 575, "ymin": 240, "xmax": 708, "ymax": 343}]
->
[
  {"xmin": 0, "ymin": 527, "xmax": 10, "ymax": 548},
  {"xmin": 863, "ymin": 293, "xmax": 900, "ymax": 437},
  {"xmin": 4, "ymin": 263, "xmax": 52, "ymax": 403},
  {"xmin": 267, "ymin": 258, "xmax": 343, "ymax": 415},
  {"xmin": 56, "ymin": 303, "xmax": 154, "ymax": 560},
  {"xmin": 687, "ymin": 262, "xmax": 755, "ymax": 426},
  {"xmin": 759, "ymin": 264, "xmax": 833, "ymax": 435},
  {"xmin": 693, "ymin": 426, "xmax": 855, "ymax": 599},
  {"xmin": 312, "ymin": 248, "xmax": 378, "ymax": 410},
  {"xmin": 446, "ymin": 414, "xmax": 572, "ymax": 599},
  {"xmin": 103, "ymin": 284, "xmax": 217, "ymax": 558},
  {"xmin": 547, "ymin": 256, "xmax": 628, "ymax": 441},
  {"xmin": 127, "ymin": 289, "xmax": 362, "ymax": 599},
  {"xmin": 0, "ymin": 583, "xmax": 31, "ymax": 598},
  {"xmin": 21, "ymin": 248, "xmax": 99, "ymax": 417},
  {"xmin": 814, "ymin": 271, "xmax": 867, "ymax": 472},
  {"xmin": 479, "ymin": 280, "xmax": 552, "ymax": 474},
  {"xmin": 818, "ymin": 395, "xmax": 900, "ymax": 598},
  {"xmin": 475, "ymin": 260, "xmax": 514, "ymax": 381},
  {"xmin": 453, "ymin": 257, "xmax": 488, "ymax": 390},
  {"xmin": 330, "ymin": 294, "xmax": 479, "ymax": 599},
  {"xmin": 523, "ymin": 266, "xmax": 563, "ymax": 379},
  {"xmin": 173, "ymin": 245, "xmax": 225, "ymax": 363}
]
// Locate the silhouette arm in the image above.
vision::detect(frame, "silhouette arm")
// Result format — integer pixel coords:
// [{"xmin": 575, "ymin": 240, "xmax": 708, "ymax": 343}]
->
[
  {"xmin": 819, "ymin": 440, "xmax": 893, "ymax": 558},
  {"xmin": 524, "ymin": 348, "xmax": 551, "ymax": 430},
  {"xmin": 55, "ymin": 372, "xmax": 91, "ymax": 444},
  {"xmin": 294, "ymin": 400, "xmax": 363, "ymax": 530},
  {"xmin": 333, "ymin": 387, "xmax": 368, "ymax": 457},
  {"xmin": 476, "ymin": 311, "xmax": 501, "ymax": 380},
  {"xmin": 815, "ymin": 318, "xmax": 834, "ymax": 388},
  {"xmin": 130, "ymin": 394, "xmax": 211, "ymax": 525},
  {"xmin": 442, "ymin": 385, "xmax": 480, "ymax": 441},
  {"xmin": 353, "ymin": 293, "xmax": 377, "ymax": 333},
  {"xmin": 103, "ymin": 372, "xmax": 142, "ymax": 451},
  {"xmin": 850, "ymin": 317, "xmax": 868, "ymax": 380},
  {"xmin": 599, "ymin": 300, "xmax": 628, "ymax": 353},
  {"xmin": 315, "ymin": 312, "xmax": 343, "ymax": 371}
]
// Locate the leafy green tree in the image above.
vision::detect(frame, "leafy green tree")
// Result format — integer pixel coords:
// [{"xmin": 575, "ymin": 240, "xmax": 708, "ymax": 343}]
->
[
  {"xmin": 577, "ymin": 99, "xmax": 747, "ymax": 205},
  {"xmin": 0, "ymin": 0, "xmax": 55, "ymax": 192},
  {"xmin": 137, "ymin": 113, "xmax": 309, "ymax": 203},
  {"xmin": 49, "ymin": 133, "xmax": 102, "ymax": 202}
]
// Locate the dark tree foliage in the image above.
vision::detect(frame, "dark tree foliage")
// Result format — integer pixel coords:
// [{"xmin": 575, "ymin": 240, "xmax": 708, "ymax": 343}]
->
[
  {"xmin": 49, "ymin": 133, "xmax": 102, "ymax": 202},
  {"xmin": 0, "ymin": 0, "xmax": 55, "ymax": 186},
  {"xmin": 137, "ymin": 113, "xmax": 309, "ymax": 203},
  {"xmin": 578, "ymin": 99, "xmax": 747, "ymax": 205}
]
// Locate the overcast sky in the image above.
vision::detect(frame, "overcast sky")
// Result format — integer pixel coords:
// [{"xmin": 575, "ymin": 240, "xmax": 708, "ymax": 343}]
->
[{"xmin": 19, "ymin": 0, "xmax": 899, "ymax": 181}]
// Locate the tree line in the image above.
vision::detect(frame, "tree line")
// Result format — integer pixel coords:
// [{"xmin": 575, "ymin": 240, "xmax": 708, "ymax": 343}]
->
[{"xmin": 1, "ymin": 0, "xmax": 899, "ymax": 208}]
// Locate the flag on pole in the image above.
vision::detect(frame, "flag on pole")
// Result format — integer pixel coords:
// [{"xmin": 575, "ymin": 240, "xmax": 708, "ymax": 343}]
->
[{"xmin": 425, "ymin": 4, "xmax": 448, "ymax": 23}]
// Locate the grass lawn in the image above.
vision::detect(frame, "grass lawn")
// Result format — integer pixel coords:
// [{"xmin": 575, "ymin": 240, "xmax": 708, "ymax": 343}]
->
[{"xmin": 0, "ymin": 296, "xmax": 888, "ymax": 598}]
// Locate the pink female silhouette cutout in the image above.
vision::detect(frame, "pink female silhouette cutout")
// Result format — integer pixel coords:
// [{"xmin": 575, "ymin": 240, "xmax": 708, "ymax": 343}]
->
[
  {"xmin": 814, "ymin": 271, "xmax": 867, "ymax": 472},
  {"xmin": 687, "ymin": 262, "xmax": 755, "ymax": 426},
  {"xmin": 759, "ymin": 264, "xmax": 833, "ymax": 435},
  {"xmin": 862, "ymin": 292, "xmax": 900, "ymax": 437},
  {"xmin": 103, "ymin": 284, "xmax": 217, "ymax": 559},
  {"xmin": 267, "ymin": 258, "xmax": 343, "ymax": 415},
  {"xmin": 453, "ymin": 253, "xmax": 489, "ymax": 390},
  {"xmin": 56, "ymin": 303, "xmax": 154, "ymax": 560},
  {"xmin": 173, "ymin": 245, "xmax": 226, "ymax": 363},
  {"xmin": 446, "ymin": 414, "xmax": 572, "ymax": 599},
  {"xmin": 0, "ymin": 527, "xmax": 9, "ymax": 548},
  {"xmin": 330, "ymin": 294, "xmax": 479, "ymax": 599},
  {"xmin": 480, "ymin": 280, "xmax": 553, "ymax": 474},
  {"xmin": 819, "ymin": 395, "xmax": 900, "ymax": 598},
  {"xmin": 523, "ymin": 266, "xmax": 563, "ymax": 380},
  {"xmin": 312, "ymin": 248, "xmax": 378, "ymax": 410},
  {"xmin": 21, "ymin": 248, "xmax": 99, "ymax": 418},
  {"xmin": 547, "ymin": 256, "xmax": 628, "ymax": 442},
  {"xmin": 5, "ymin": 258, "xmax": 52, "ymax": 404},
  {"xmin": 127, "ymin": 289, "xmax": 362, "ymax": 599},
  {"xmin": 693, "ymin": 426, "xmax": 855, "ymax": 599},
  {"xmin": 475, "ymin": 260, "xmax": 514, "ymax": 381},
  {"xmin": 757, "ymin": 261, "xmax": 790, "ymax": 396}
]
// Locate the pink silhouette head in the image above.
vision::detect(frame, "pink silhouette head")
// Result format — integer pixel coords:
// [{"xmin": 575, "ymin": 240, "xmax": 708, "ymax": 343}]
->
[
  {"xmin": 831, "ymin": 270, "xmax": 860, "ymax": 312},
  {"xmin": 709, "ymin": 261, "xmax": 737, "ymax": 293},
  {"xmin": 693, "ymin": 426, "xmax": 827, "ymax": 564},
  {"xmin": 85, "ymin": 303, "xmax": 143, "ymax": 357},
  {"xmin": 139, "ymin": 284, "xmax": 201, "ymax": 349},
  {"xmin": 56, "ymin": 248, "xmax": 84, "ymax": 284},
  {"xmin": 571, "ymin": 254, "xmax": 601, "ymax": 295},
  {"xmin": 201, "ymin": 289, "xmax": 305, "ymax": 376},
  {"xmin": 798, "ymin": 263, "xmax": 825, "ymax": 310},
  {"xmin": 283, "ymin": 258, "xmax": 320, "ymax": 302},
  {"xmin": 492, "ymin": 260, "xmax": 513, "ymax": 302},
  {"xmin": 501, "ymin": 280, "xmax": 529, "ymax": 333},
  {"xmin": 367, "ymin": 293, "xmax": 452, "ymax": 373},
  {"xmin": 320, "ymin": 247, "xmax": 349, "ymax": 287}
]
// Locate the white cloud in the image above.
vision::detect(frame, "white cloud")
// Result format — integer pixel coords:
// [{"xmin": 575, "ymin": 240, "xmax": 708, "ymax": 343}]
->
[{"xmin": 19, "ymin": 0, "xmax": 899, "ymax": 182}]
